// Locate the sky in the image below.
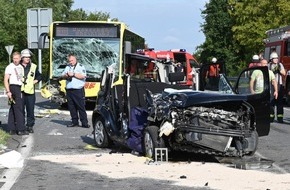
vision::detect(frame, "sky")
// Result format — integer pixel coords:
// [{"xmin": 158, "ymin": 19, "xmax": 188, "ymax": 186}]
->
[{"xmin": 72, "ymin": 0, "xmax": 208, "ymax": 54}]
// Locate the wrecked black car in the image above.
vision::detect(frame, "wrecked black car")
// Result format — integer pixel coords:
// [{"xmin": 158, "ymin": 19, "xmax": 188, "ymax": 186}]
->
[{"xmin": 92, "ymin": 53, "xmax": 270, "ymax": 159}]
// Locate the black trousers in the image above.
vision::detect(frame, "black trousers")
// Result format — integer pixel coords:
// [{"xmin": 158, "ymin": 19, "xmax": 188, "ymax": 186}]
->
[
  {"xmin": 208, "ymin": 76, "xmax": 219, "ymax": 91},
  {"xmin": 66, "ymin": 88, "xmax": 88, "ymax": 126},
  {"xmin": 270, "ymin": 85, "xmax": 284, "ymax": 119},
  {"xmin": 8, "ymin": 85, "xmax": 25, "ymax": 131},
  {"xmin": 23, "ymin": 93, "xmax": 36, "ymax": 128}
]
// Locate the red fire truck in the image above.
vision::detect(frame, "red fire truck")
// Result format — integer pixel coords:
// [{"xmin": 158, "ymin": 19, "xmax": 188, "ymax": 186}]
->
[
  {"xmin": 264, "ymin": 25, "xmax": 290, "ymax": 102},
  {"xmin": 138, "ymin": 48, "xmax": 200, "ymax": 86}
]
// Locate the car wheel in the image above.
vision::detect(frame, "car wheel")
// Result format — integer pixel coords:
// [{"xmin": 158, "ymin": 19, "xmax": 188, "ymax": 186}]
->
[
  {"xmin": 245, "ymin": 130, "xmax": 258, "ymax": 156},
  {"xmin": 143, "ymin": 125, "xmax": 165, "ymax": 159},
  {"xmin": 93, "ymin": 116, "xmax": 110, "ymax": 148}
]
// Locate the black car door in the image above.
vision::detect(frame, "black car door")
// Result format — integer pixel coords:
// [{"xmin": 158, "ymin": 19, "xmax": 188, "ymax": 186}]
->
[{"xmin": 234, "ymin": 66, "xmax": 270, "ymax": 137}]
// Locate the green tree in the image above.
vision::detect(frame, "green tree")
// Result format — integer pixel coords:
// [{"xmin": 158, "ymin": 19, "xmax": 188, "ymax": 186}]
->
[
  {"xmin": 0, "ymin": 0, "xmax": 116, "ymax": 83},
  {"xmin": 198, "ymin": 0, "xmax": 290, "ymax": 76},
  {"xmin": 228, "ymin": 0, "xmax": 290, "ymax": 61},
  {"xmin": 0, "ymin": 0, "xmax": 74, "ymax": 53},
  {"xmin": 0, "ymin": 0, "xmax": 73, "ymax": 79},
  {"xmin": 68, "ymin": 9, "xmax": 117, "ymax": 21},
  {"xmin": 198, "ymin": 0, "xmax": 243, "ymax": 76}
]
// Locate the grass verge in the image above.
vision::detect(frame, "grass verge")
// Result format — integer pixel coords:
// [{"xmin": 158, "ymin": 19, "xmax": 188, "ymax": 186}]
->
[{"xmin": 0, "ymin": 129, "xmax": 10, "ymax": 146}]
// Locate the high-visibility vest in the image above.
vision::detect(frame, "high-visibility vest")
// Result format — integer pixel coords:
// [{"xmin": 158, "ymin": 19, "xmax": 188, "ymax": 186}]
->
[
  {"xmin": 21, "ymin": 63, "xmax": 37, "ymax": 94},
  {"xmin": 208, "ymin": 64, "xmax": 219, "ymax": 77}
]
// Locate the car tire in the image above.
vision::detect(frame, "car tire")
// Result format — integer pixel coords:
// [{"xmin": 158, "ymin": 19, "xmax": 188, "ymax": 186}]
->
[
  {"xmin": 93, "ymin": 116, "xmax": 111, "ymax": 148},
  {"xmin": 143, "ymin": 125, "xmax": 165, "ymax": 159}
]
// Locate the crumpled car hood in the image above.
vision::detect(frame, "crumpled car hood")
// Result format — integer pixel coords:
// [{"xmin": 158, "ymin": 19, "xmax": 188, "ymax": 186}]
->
[{"xmin": 162, "ymin": 88, "xmax": 247, "ymax": 107}]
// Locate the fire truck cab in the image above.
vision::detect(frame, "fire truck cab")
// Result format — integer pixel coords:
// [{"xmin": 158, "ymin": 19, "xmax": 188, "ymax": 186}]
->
[
  {"xmin": 264, "ymin": 25, "xmax": 290, "ymax": 102},
  {"xmin": 139, "ymin": 48, "xmax": 200, "ymax": 87}
]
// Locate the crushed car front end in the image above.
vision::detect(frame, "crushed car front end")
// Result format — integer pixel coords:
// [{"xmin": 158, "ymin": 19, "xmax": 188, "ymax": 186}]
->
[{"xmin": 146, "ymin": 89, "xmax": 258, "ymax": 157}]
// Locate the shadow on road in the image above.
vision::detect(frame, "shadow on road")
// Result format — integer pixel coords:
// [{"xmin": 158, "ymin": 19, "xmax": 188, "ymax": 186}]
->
[
  {"xmin": 35, "ymin": 100, "xmax": 95, "ymax": 111},
  {"xmin": 35, "ymin": 100, "xmax": 59, "ymax": 110}
]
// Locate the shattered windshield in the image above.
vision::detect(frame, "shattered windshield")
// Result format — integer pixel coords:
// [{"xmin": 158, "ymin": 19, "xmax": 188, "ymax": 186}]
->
[
  {"xmin": 218, "ymin": 74, "xmax": 234, "ymax": 94},
  {"xmin": 52, "ymin": 38, "xmax": 120, "ymax": 80}
]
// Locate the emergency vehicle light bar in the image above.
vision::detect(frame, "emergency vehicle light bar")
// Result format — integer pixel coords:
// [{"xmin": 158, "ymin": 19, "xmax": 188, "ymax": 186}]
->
[
  {"xmin": 280, "ymin": 32, "xmax": 290, "ymax": 40},
  {"xmin": 136, "ymin": 48, "xmax": 154, "ymax": 53},
  {"xmin": 170, "ymin": 49, "xmax": 186, "ymax": 52}
]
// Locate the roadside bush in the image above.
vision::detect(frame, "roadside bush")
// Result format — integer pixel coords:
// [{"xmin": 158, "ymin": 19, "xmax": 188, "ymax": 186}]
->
[
  {"xmin": 0, "ymin": 61, "xmax": 6, "ymax": 86},
  {"xmin": 0, "ymin": 129, "xmax": 10, "ymax": 146}
]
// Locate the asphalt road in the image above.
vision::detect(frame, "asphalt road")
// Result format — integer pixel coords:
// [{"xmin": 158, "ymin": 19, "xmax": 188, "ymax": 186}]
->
[
  {"xmin": 257, "ymin": 106, "xmax": 290, "ymax": 173},
  {"xmin": 0, "ymin": 92, "xmax": 290, "ymax": 189},
  {"xmin": 0, "ymin": 93, "xmax": 201, "ymax": 190}
]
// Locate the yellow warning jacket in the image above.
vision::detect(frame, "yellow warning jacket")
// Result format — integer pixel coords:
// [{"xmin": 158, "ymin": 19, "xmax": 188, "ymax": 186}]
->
[{"xmin": 21, "ymin": 63, "xmax": 37, "ymax": 94}]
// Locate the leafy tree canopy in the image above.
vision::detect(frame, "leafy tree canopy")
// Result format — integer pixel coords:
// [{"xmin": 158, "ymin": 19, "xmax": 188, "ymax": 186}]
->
[
  {"xmin": 229, "ymin": 0, "xmax": 290, "ymax": 55},
  {"xmin": 198, "ymin": 0, "xmax": 242, "ymax": 76},
  {"xmin": 0, "ymin": 0, "xmax": 116, "ymax": 81},
  {"xmin": 199, "ymin": 0, "xmax": 290, "ymax": 76}
]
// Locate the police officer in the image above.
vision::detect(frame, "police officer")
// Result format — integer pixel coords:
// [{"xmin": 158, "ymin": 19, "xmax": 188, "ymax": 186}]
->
[
  {"xmin": 21, "ymin": 49, "xmax": 42, "ymax": 133},
  {"xmin": 4, "ymin": 52, "xmax": 27, "ymax": 135},
  {"xmin": 269, "ymin": 52, "xmax": 286, "ymax": 123},
  {"xmin": 62, "ymin": 53, "xmax": 90, "ymax": 128}
]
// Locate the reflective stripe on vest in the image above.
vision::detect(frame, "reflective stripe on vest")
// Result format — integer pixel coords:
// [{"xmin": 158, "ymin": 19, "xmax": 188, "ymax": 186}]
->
[{"xmin": 21, "ymin": 63, "xmax": 37, "ymax": 94}]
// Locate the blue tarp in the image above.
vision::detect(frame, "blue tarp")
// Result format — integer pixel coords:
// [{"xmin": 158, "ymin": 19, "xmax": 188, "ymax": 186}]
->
[{"xmin": 127, "ymin": 107, "xmax": 148, "ymax": 153}]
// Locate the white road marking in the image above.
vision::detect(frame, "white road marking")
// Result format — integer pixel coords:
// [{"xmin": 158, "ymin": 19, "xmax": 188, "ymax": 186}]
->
[{"xmin": 0, "ymin": 135, "xmax": 34, "ymax": 190}]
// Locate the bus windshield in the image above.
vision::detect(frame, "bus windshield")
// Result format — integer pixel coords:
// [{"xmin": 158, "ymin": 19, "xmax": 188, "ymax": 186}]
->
[
  {"xmin": 52, "ymin": 37, "xmax": 120, "ymax": 81},
  {"xmin": 39, "ymin": 21, "xmax": 145, "ymax": 104}
]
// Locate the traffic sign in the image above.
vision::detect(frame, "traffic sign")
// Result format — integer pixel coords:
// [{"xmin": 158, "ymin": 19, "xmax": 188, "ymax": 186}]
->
[
  {"xmin": 5, "ymin": 45, "xmax": 14, "ymax": 55},
  {"xmin": 5, "ymin": 45, "xmax": 14, "ymax": 63},
  {"xmin": 27, "ymin": 8, "xmax": 52, "ymax": 49}
]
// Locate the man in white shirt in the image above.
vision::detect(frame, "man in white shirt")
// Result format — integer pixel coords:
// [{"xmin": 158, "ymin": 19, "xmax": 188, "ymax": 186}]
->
[
  {"xmin": 4, "ymin": 52, "xmax": 28, "ymax": 135},
  {"xmin": 62, "ymin": 53, "xmax": 90, "ymax": 128},
  {"xmin": 250, "ymin": 59, "xmax": 278, "ymax": 99}
]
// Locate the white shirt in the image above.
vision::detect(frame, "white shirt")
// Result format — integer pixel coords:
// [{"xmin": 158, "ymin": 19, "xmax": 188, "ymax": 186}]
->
[{"xmin": 5, "ymin": 63, "xmax": 24, "ymax": 86}]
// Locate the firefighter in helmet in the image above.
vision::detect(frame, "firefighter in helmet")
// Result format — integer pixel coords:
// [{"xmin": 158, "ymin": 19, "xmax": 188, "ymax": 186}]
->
[
  {"xmin": 248, "ymin": 55, "xmax": 261, "ymax": 68},
  {"xmin": 268, "ymin": 52, "xmax": 286, "ymax": 123},
  {"xmin": 21, "ymin": 49, "xmax": 42, "ymax": 132},
  {"xmin": 206, "ymin": 57, "xmax": 220, "ymax": 90}
]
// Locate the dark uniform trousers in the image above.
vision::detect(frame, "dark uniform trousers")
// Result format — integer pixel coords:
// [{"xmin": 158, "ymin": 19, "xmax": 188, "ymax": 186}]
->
[
  {"xmin": 23, "ymin": 92, "xmax": 36, "ymax": 128},
  {"xmin": 8, "ymin": 85, "xmax": 25, "ymax": 131},
  {"xmin": 66, "ymin": 87, "xmax": 88, "ymax": 126},
  {"xmin": 270, "ymin": 85, "xmax": 284, "ymax": 122}
]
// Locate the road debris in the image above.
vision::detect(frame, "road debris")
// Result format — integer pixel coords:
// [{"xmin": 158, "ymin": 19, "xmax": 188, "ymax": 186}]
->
[{"xmin": 0, "ymin": 150, "xmax": 24, "ymax": 168}]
